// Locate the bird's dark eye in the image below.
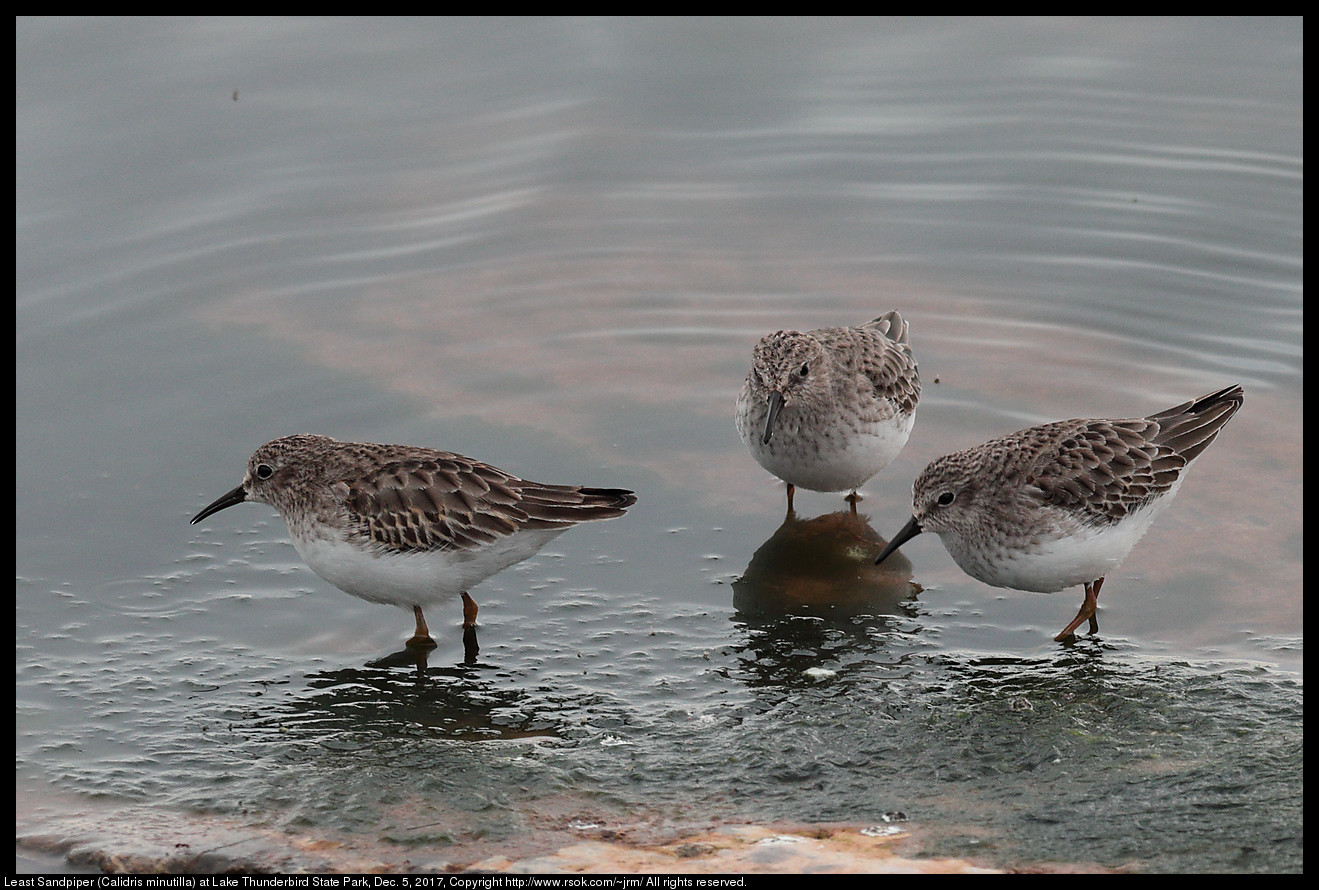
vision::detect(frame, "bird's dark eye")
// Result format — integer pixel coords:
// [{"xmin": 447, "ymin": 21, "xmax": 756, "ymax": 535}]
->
[
  {"xmin": 936, "ymin": 491, "xmax": 955, "ymax": 506},
  {"xmin": 798, "ymin": 362, "xmax": 810, "ymax": 377},
  {"xmin": 255, "ymin": 463, "xmax": 274, "ymax": 480}
]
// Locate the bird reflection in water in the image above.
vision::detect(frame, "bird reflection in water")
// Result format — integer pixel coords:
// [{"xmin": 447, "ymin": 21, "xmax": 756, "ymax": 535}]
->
[
  {"xmin": 733, "ymin": 508, "xmax": 919, "ymax": 620},
  {"xmin": 367, "ymin": 624, "xmax": 480, "ymax": 674}
]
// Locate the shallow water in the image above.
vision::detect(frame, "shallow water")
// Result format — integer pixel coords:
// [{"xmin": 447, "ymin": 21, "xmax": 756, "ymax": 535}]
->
[{"xmin": 16, "ymin": 17, "xmax": 1302, "ymax": 874}]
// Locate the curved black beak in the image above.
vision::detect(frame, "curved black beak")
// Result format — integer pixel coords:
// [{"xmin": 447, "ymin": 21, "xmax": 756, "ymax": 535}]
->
[
  {"xmin": 875, "ymin": 515, "xmax": 923, "ymax": 565},
  {"xmin": 191, "ymin": 484, "xmax": 247, "ymax": 524},
  {"xmin": 761, "ymin": 390, "xmax": 785, "ymax": 444}
]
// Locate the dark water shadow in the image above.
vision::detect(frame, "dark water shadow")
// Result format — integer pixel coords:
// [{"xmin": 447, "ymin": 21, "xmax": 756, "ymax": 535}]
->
[
  {"xmin": 367, "ymin": 625, "xmax": 481, "ymax": 672},
  {"xmin": 727, "ymin": 508, "xmax": 922, "ymax": 690},
  {"xmin": 732, "ymin": 508, "xmax": 920, "ymax": 620},
  {"xmin": 252, "ymin": 631, "xmax": 558, "ymax": 743}
]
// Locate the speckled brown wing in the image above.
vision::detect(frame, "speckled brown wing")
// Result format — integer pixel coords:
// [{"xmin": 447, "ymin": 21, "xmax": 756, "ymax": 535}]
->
[
  {"xmin": 335, "ymin": 450, "xmax": 636, "ymax": 554},
  {"xmin": 1027, "ymin": 385, "xmax": 1243, "ymax": 525},
  {"xmin": 514, "ymin": 482, "xmax": 638, "ymax": 525},
  {"xmin": 851, "ymin": 312, "xmax": 921, "ymax": 416},
  {"xmin": 1145, "ymin": 384, "xmax": 1244, "ymax": 465},
  {"xmin": 1026, "ymin": 418, "xmax": 1181, "ymax": 524}
]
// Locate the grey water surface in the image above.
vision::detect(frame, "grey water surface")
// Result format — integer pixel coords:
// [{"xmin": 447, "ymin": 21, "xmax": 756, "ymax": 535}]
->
[{"xmin": 17, "ymin": 17, "xmax": 1301, "ymax": 873}]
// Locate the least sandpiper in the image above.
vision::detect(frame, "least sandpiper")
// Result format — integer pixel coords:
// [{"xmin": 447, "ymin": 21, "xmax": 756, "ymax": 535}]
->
[
  {"xmin": 874, "ymin": 385, "xmax": 1243, "ymax": 640},
  {"xmin": 191, "ymin": 435, "xmax": 637, "ymax": 651},
  {"xmin": 736, "ymin": 311, "xmax": 920, "ymax": 511}
]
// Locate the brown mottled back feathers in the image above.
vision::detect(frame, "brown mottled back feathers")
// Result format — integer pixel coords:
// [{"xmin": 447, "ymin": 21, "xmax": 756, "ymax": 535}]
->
[
  {"xmin": 250, "ymin": 436, "xmax": 635, "ymax": 555},
  {"xmin": 815, "ymin": 311, "xmax": 921, "ymax": 416},
  {"xmin": 1026, "ymin": 384, "xmax": 1243, "ymax": 523}
]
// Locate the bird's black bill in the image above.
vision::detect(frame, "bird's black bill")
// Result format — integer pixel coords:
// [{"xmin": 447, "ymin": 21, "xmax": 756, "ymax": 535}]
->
[
  {"xmin": 875, "ymin": 515, "xmax": 923, "ymax": 565},
  {"xmin": 761, "ymin": 390, "xmax": 785, "ymax": 445},
  {"xmin": 191, "ymin": 484, "xmax": 247, "ymax": 524}
]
